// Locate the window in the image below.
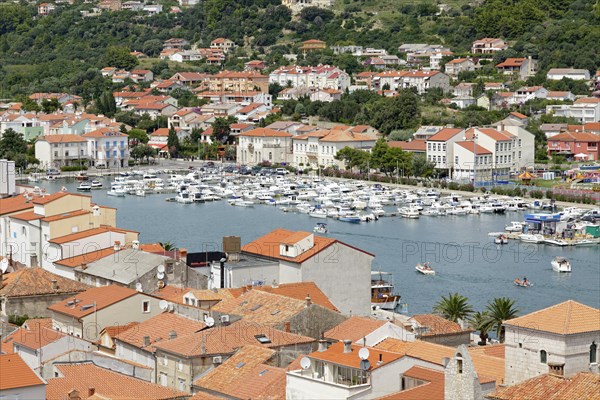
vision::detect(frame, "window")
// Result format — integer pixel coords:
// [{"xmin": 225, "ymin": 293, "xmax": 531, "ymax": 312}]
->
[
  {"xmin": 142, "ymin": 301, "xmax": 150, "ymax": 313},
  {"xmin": 591, "ymin": 342, "xmax": 597, "ymax": 364},
  {"xmin": 162, "ymin": 355, "xmax": 168, "ymax": 366},
  {"xmin": 178, "ymin": 379, "xmax": 185, "ymax": 391},
  {"xmin": 178, "ymin": 360, "xmax": 183, "ymax": 372},
  {"xmin": 540, "ymin": 350, "xmax": 547, "ymax": 364},
  {"xmin": 255, "ymin": 334, "xmax": 271, "ymax": 344},
  {"xmin": 54, "ymin": 151, "xmax": 58, "ymax": 157},
  {"xmin": 159, "ymin": 372, "xmax": 167, "ymax": 386},
  {"xmin": 457, "ymin": 353, "xmax": 463, "ymax": 374}
]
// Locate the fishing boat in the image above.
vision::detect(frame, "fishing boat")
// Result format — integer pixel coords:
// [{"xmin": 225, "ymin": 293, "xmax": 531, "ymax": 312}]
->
[
  {"xmin": 551, "ymin": 256, "xmax": 571, "ymax": 272},
  {"xmin": 76, "ymin": 182, "xmax": 92, "ymax": 192},
  {"xmin": 313, "ymin": 223, "xmax": 328, "ymax": 234},
  {"xmin": 91, "ymin": 180, "xmax": 103, "ymax": 189},
  {"xmin": 494, "ymin": 234, "xmax": 508, "ymax": 245},
  {"xmin": 505, "ymin": 221, "xmax": 524, "ymax": 233},
  {"xmin": 416, "ymin": 262, "xmax": 435, "ymax": 275},
  {"xmin": 371, "ymin": 271, "xmax": 401, "ymax": 310}
]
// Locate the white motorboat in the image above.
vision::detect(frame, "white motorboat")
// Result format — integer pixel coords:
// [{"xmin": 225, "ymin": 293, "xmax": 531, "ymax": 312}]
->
[
  {"xmin": 518, "ymin": 233, "xmax": 545, "ymax": 243},
  {"xmin": 91, "ymin": 180, "xmax": 103, "ymax": 189},
  {"xmin": 494, "ymin": 234, "xmax": 509, "ymax": 245},
  {"xmin": 505, "ymin": 221, "xmax": 524, "ymax": 233},
  {"xmin": 232, "ymin": 199, "xmax": 254, "ymax": 207},
  {"xmin": 416, "ymin": 262, "xmax": 435, "ymax": 275},
  {"xmin": 107, "ymin": 188, "xmax": 126, "ymax": 197},
  {"xmin": 551, "ymin": 256, "xmax": 571, "ymax": 272},
  {"xmin": 176, "ymin": 191, "xmax": 193, "ymax": 204},
  {"xmin": 398, "ymin": 207, "xmax": 420, "ymax": 219},
  {"xmin": 544, "ymin": 238, "xmax": 570, "ymax": 246},
  {"xmin": 372, "ymin": 208, "xmax": 385, "ymax": 217},
  {"xmin": 421, "ymin": 208, "xmax": 440, "ymax": 216},
  {"xmin": 309, "ymin": 209, "xmax": 328, "ymax": 219},
  {"xmin": 313, "ymin": 223, "xmax": 328, "ymax": 234},
  {"xmin": 76, "ymin": 182, "xmax": 92, "ymax": 192},
  {"xmin": 371, "ymin": 271, "xmax": 401, "ymax": 310}
]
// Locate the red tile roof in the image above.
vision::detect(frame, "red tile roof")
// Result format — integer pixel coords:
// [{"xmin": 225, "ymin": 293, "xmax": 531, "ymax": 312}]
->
[
  {"xmin": 377, "ymin": 366, "xmax": 444, "ymax": 400},
  {"xmin": 427, "ymin": 128, "xmax": 463, "ymax": 141},
  {"xmin": 48, "ymin": 285, "xmax": 141, "ymax": 319},
  {"xmin": 38, "ymin": 134, "xmax": 87, "ymax": 143},
  {"xmin": 54, "ymin": 247, "xmax": 117, "ymax": 268},
  {"xmin": 324, "ymin": 316, "xmax": 386, "ymax": 342},
  {"xmin": 389, "ymin": 140, "xmax": 426, "ymax": 151},
  {"xmin": 254, "ymin": 282, "xmax": 338, "ymax": 312},
  {"xmin": 0, "ymin": 268, "xmax": 89, "ymax": 297},
  {"xmin": 48, "ymin": 226, "xmax": 137, "ymax": 245},
  {"xmin": 0, "ymin": 195, "xmax": 34, "ymax": 216},
  {"xmin": 488, "ymin": 372, "xmax": 600, "ymax": 400},
  {"xmin": 456, "ymin": 141, "xmax": 492, "ymax": 155},
  {"xmin": 308, "ymin": 342, "xmax": 403, "ymax": 371},
  {"xmin": 239, "ymin": 128, "xmax": 292, "ymax": 137},
  {"xmin": 0, "ymin": 354, "xmax": 45, "ymax": 390},
  {"xmin": 496, "ymin": 58, "xmax": 526, "ymax": 67},
  {"xmin": 41, "ymin": 209, "xmax": 90, "ymax": 222},
  {"xmin": 47, "ymin": 363, "xmax": 187, "ymax": 399}
]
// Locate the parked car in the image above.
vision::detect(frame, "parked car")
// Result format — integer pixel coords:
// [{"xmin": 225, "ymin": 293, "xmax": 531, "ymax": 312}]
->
[
  {"xmin": 46, "ymin": 168, "xmax": 60, "ymax": 176},
  {"xmin": 275, "ymin": 168, "xmax": 289, "ymax": 175}
]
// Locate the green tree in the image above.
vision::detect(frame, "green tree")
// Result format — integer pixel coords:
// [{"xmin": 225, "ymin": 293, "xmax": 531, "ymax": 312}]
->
[
  {"xmin": 130, "ymin": 144, "xmax": 157, "ymax": 163},
  {"xmin": 0, "ymin": 128, "xmax": 28, "ymax": 158},
  {"xmin": 96, "ymin": 91, "xmax": 117, "ymax": 117},
  {"xmin": 128, "ymin": 129, "xmax": 149, "ymax": 145},
  {"xmin": 41, "ymin": 98, "xmax": 62, "ymax": 114},
  {"xmin": 484, "ymin": 297, "xmax": 519, "ymax": 343},
  {"xmin": 411, "ymin": 154, "xmax": 437, "ymax": 178},
  {"xmin": 167, "ymin": 128, "xmax": 180, "ymax": 157},
  {"xmin": 103, "ymin": 46, "xmax": 138, "ymax": 70},
  {"xmin": 335, "ymin": 147, "xmax": 371, "ymax": 172},
  {"xmin": 212, "ymin": 116, "xmax": 237, "ymax": 144},
  {"xmin": 367, "ymin": 90, "xmax": 421, "ymax": 135},
  {"xmin": 469, "ymin": 311, "xmax": 491, "ymax": 346},
  {"xmin": 433, "ymin": 293, "xmax": 474, "ymax": 323}
]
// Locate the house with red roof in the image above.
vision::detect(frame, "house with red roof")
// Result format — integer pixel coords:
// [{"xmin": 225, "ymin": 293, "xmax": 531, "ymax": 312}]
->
[
  {"xmin": 269, "ymin": 65, "xmax": 351, "ymax": 92},
  {"xmin": 240, "ymin": 228, "xmax": 374, "ymax": 315},
  {"xmin": 82, "ymin": 128, "xmax": 129, "ymax": 168},
  {"xmin": 34, "ymin": 134, "xmax": 88, "ymax": 170},
  {"xmin": 236, "ymin": 128, "xmax": 294, "ymax": 165},
  {"xmin": 546, "ymin": 97, "xmax": 600, "ymax": 123},
  {"xmin": 471, "ymin": 38, "xmax": 508, "ymax": 54},
  {"xmin": 444, "ymin": 58, "xmax": 479, "ymax": 76},
  {"xmin": 0, "ymin": 354, "xmax": 46, "ymax": 399},
  {"xmin": 547, "ymin": 130, "xmax": 600, "ymax": 161},
  {"xmin": 496, "ymin": 57, "xmax": 538, "ymax": 80},
  {"xmin": 210, "ymin": 37, "xmax": 236, "ymax": 53}
]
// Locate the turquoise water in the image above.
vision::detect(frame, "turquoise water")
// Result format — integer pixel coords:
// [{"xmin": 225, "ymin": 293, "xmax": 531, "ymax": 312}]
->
[{"xmin": 40, "ymin": 179, "xmax": 600, "ymax": 315}]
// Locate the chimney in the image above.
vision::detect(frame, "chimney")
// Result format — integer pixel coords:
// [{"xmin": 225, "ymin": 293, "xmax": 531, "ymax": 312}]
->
[
  {"xmin": 113, "ymin": 241, "xmax": 121, "ymax": 251},
  {"xmin": 378, "ymin": 353, "xmax": 383, "ymax": 364},
  {"xmin": 305, "ymin": 294, "xmax": 312, "ymax": 307},
  {"xmin": 67, "ymin": 389, "xmax": 81, "ymax": 400},
  {"xmin": 143, "ymin": 336, "xmax": 150, "ymax": 346},
  {"xmin": 343, "ymin": 340, "xmax": 352, "ymax": 354},
  {"xmin": 284, "ymin": 322, "xmax": 291, "ymax": 333},
  {"xmin": 548, "ymin": 362, "xmax": 565, "ymax": 376},
  {"xmin": 132, "ymin": 240, "xmax": 140, "ymax": 250},
  {"xmin": 81, "ymin": 263, "xmax": 87, "ymax": 271},
  {"xmin": 51, "ymin": 279, "xmax": 58, "ymax": 291},
  {"xmin": 168, "ymin": 331, "xmax": 177, "ymax": 340},
  {"xmin": 318, "ymin": 339, "xmax": 327, "ymax": 352},
  {"xmin": 88, "ymin": 388, "xmax": 95, "ymax": 397},
  {"xmin": 179, "ymin": 248, "xmax": 187, "ymax": 259}
]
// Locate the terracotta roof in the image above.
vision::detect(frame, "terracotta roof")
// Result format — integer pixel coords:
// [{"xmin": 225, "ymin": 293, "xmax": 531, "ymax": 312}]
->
[
  {"xmin": 239, "ymin": 128, "xmax": 292, "ymax": 137},
  {"xmin": 308, "ymin": 342, "xmax": 403, "ymax": 371},
  {"xmin": 0, "ymin": 196, "xmax": 34, "ymax": 216},
  {"xmin": 473, "ymin": 128, "xmax": 513, "ymax": 141},
  {"xmin": 154, "ymin": 320, "xmax": 314, "ymax": 357},
  {"xmin": 186, "ymin": 288, "xmax": 242, "ymax": 302},
  {"xmin": 389, "ymin": 140, "xmax": 426, "ymax": 151},
  {"xmin": 319, "ymin": 130, "xmax": 375, "ymax": 143},
  {"xmin": 54, "ymin": 247, "xmax": 117, "ymax": 268},
  {"xmin": 47, "ymin": 363, "xmax": 187, "ymax": 399},
  {"xmin": 549, "ymin": 131, "xmax": 600, "ymax": 142},
  {"xmin": 1, "ymin": 323, "xmax": 66, "ymax": 354},
  {"xmin": 488, "ymin": 372, "xmax": 600, "ymax": 400},
  {"xmin": 211, "ymin": 290, "xmax": 309, "ymax": 326},
  {"xmin": 32, "ymin": 192, "xmax": 90, "ymax": 205},
  {"xmin": 48, "ymin": 285, "xmax": 141, "ymax": 319},
  {"xmin": 42, "ymin": 209, "xmax": 90, "ymax": 222},
  {"xmin": 38, "ymin": 134, "xmax": 87, "ymax": 143},
  {"xmin": 575, "ymin": 97, "xmax": 600, "ymax": 104},
  {"xmin": 242, "ymin": 228, "xmax": 373, "ymax": 264},
  {"xmin": 115, "ymin": 312, "xmax": 205, "ymax": 352},
  {"xmin": 0, "ymin": 268, "xmax": 89, "ymax": 297},
  {"xmin": 427, "ymin": 128, "xmax": 463, "ymax": 141},
  {"xmin": 324, "ymin": 316, "xmax": 385, "ymax": 342},
  {"xmin": 409, "ymin": 314, "xmax": 466, "ymax": 337},
  {"xmin": 193, "ymin": 345, "xmax": 285, "ymax": 400},
  {"xmin": 9, "ymin": 210, "xmax": 43, "ymax": 221},
  {"xmin": 456, "ymin": 141, "xmax": 492, "ymax": 155},
  {"xmin": 48, "ymin": 226, "xmax": 137, "ymax": 245},
  {"xmin": 100, "ymin": 322, "xmax": 139, "ymax": 341},
  {"xmin": 22, "ymin": 317, "xmax": 53, "ymax": 331},
  {"xmin": 503, "ymin": 300, "xmax": 600, "ymax": 335},
  {"xmin": 496, "ymin": 58, "xmax": 526, "ymax": 67},
  {"xmin": 377, "ymin": 366, "xmax": 444, "ymax": 400},
  {"xmin": 151, "ymin": 285, "xmax": 193, "ymax": 305},
  {"xmin": 254, "ymin": 282, "xmax": 338, "ymax": 312},
  {"xmin": 0, "ymin": 354, "xmax": 45, "ymax": 390},
  {"xmin": 139, "ymin": 243, "xmax": 165, "ymax": 253},
  {"xmin": 82, "ymin": 127, "xmax": 127, "ymax": 138}
]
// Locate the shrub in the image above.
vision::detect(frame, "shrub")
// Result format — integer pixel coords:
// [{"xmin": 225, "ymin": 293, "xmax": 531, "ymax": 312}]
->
[{"xmin": 60, "ymin": 166, "xmax": 88, "ymax": 172}]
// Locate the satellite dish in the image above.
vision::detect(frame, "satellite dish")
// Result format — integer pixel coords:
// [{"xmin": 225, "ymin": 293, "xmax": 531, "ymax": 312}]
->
[
  {"xmin": 159, "ymin": 300, "xmax": 169, "ymax": 310},
  {"xmin": 359, "ymin": 359, "xmax": 371, "ymax": 371},
  {"xmin": 135, "ymin": 282, "xmax": 143, "ymax": 292},
  {"xmin": 358, "ymin": 347, "xmax": 370, "ymax": 360},
  {"xmin": 157, "ymin": 265, "xmax": 165, "ymax": 273},
  {"xmin": 205, "ymin": 317, "xmax": 215, "ymax": 327},
  {"xmin": 300, "ymin": 357, "xmax": 311, "ymax": 370},
  {"xmin": 0, "ymin": 259, "xmax": 9, "ymax": 273},
  {"xmin": 157, "ymin": 271, "xmax": 165, "ymax": 279}
]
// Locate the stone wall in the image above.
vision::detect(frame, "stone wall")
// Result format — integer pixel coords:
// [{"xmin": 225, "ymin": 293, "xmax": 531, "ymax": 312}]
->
[{"xmin": 2, "ymin": 292, "xmax": 83, "ymax": 319}]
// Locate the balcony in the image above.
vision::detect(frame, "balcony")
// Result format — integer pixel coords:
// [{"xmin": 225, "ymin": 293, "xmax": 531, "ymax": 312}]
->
[{"xmin": 263, "ymin": 144, "xmax": 282, "ymax": 148}]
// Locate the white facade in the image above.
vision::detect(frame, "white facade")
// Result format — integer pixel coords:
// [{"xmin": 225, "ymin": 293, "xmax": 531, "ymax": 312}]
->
[
  {"xmin": 84, "ymin": 131, "xmax": 129, "ymax": 168},
  {"xmin": 14, "ymin": 334, "xmax": 93, "ymax": 371},
  {"xmin": 269, "ymin": 65, "xmax": 351, "ymax": 91},
  {"xmin": 236, "ymin": 129, "xmax": 293, "ymax": 166},
  {"xmin": 115, "ymin": 341, "xmax": 156, "ymax": 381},
  {"xmin": 546, "ymin": 68, "xmax": 591, "ymax": 81},
  {"xmin": 293, "ymin": 135, "xmax": 376, "ymax": 169},
  {"xmin": 546, "ymin": 100, "xmax": 600, "ymax": 123},
  {"xmin": 35, "ymin": 136, "xmax": 88, "ymax": 169}
]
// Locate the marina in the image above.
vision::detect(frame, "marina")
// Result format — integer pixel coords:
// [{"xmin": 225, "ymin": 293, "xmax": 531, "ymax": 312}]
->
[{"xmin": 33, "ymin": 171, "xmax": 600, "ymax": 315}]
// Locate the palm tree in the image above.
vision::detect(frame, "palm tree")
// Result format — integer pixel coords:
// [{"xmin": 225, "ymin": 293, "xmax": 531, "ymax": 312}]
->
[
  {"xmin": 159, "ymin": 241, "xmax": 176, "ymax": 251},
  {"xmin": 485, "ymin": 297, "xmax": 519, "ymax": 343},
  {"xmin": 432, "ymin": 293, "xmax": 474, "ymax": 323},
  {"xmin": 470, "ymin": 311, "xmax": 491, "ymax": 346}
]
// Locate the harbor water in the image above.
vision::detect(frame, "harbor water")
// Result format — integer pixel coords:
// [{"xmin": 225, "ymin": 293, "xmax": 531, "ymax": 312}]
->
[{"xmin": 39, "ymin": 179, "xmax": 600, "ymax": 315}]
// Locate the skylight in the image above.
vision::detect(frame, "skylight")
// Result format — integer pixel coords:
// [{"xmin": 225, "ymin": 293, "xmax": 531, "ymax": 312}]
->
[
  {"xmin": 271, "ymin": 310, "xmax": 280, "ymax": 315},
  {"xmin": 235, "ymin": 362, "xmax": 246, "ymax": 369},
  {"xmin": 250, "ymin": 304, "xmax": 263, "ymax": 311},
  {"xmin": 259, "ymin": 369, "xmax": 269, "ymax": 376},
  {"xmin": 255, "ymin": 335, "xmax": 271, "ymax": 344}
]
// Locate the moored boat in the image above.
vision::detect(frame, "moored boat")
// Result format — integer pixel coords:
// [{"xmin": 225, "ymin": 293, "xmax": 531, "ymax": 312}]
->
[
  {"xmin": 371, "ymin": 271, "xmax": 401, "ymax": 310},
  {"xmin": 398, "ymin": 207, "xmax": 420, "ymax": 219},
  {"xmin": 416, "ymin": 262, "xmax": 435, "ymax": 275},
  {"xmin": 76, "ymin": 182, "xmax": 92, "ymax": 192},
  {"xmin": 313, "ymin": 223, "xmax": 328, "ymax": 234}
]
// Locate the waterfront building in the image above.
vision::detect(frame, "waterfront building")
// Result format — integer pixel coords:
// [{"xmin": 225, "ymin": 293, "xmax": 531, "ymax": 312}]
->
[
  {"xmin": 236, "ymin": 128, "xmax": 293, "ymax": 166},
  {"xmin": 35, "ymin": 134, "xmax": 88, "ymax": 170},
  {"xmin": 83, "ymin": 128, "xmax": 130, "ymax": 168},
  {"xmin": 503, "ymin": 300, "xmax": 600, "ymax": 385}
]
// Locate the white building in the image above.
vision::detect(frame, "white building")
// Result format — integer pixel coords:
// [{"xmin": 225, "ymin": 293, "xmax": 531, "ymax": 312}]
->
[
  {"xmin": 445, "ymin": 58, "xmax": 478, "ymax": 76},
  {"xmin": 35, "ymin": 135, "xmax": 88, "ymax": 169},
  {"xmin": 236, "ymin": 128, "xmax": 293, "ymax": 166},
  {"xmin": 269, "ymin": 65, "xmax": 351, "ymax": 92},
  {"xmin": 241, "ymin": 229, "xmax": 375, "ymax": 316},
  {"xmin": 374, "ymin": 70, "xmax": 450, "ymax": 94},
  {"xmin": 426, "ymin": 128, "xmax": 464, "ymax": 171},
  {"xmin": 503, "ymin": 300, "xmax": 600, "ymax": 385},
  {"xmin": 546, "ymin": 97, "xmax": 600, "ymax": 123},
  {"xmin": 83, "ymin": 128, "xmax": 129, "ymax": 168},
  {"xmin": 292, "ymin": 128, "xmax": 376, "ymax": 169},
  {"xmin": 546, "ymin": 68, "xmax": 591, "ymax": 81}
]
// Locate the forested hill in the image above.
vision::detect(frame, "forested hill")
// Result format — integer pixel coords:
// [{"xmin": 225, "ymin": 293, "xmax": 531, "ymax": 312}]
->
[{"xmin": 0, "ymin": 0, "xmax": 598, "ymax": 99}]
